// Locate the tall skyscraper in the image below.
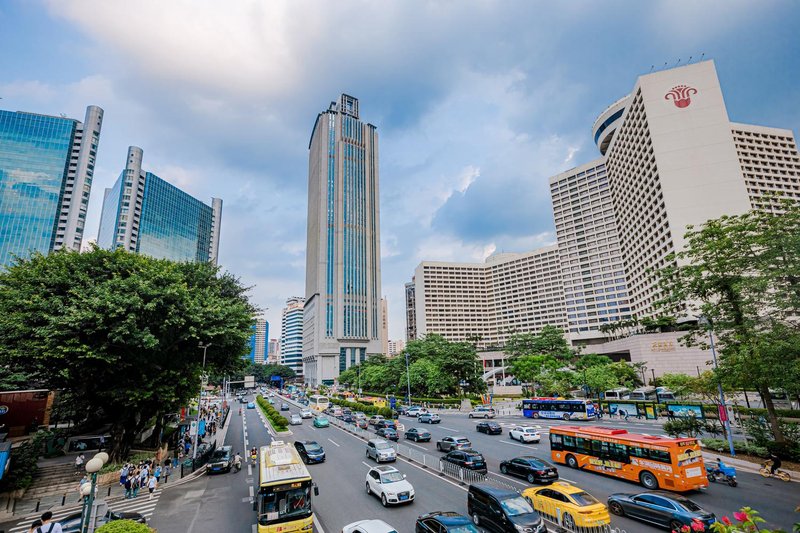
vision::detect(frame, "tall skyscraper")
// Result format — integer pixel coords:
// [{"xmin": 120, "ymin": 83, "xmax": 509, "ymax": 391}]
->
[
  {"xmin": 303, "ymin": 94, "xmax": 383, "ymax": 386},
  {"xmin": 0, "ymin": 105, "xmax": 103, "ymax": 267},
  {"xmin": 247, "ymin": 319, "xmax": 269, "ymax": 364},
  {"xmin": 281, "ymin": 297, "xmax": 305, "ymax": 377},
  {"xmin": 97, "ymin": 146, "xmax": 222, "ymax": 263},
  {"xmin": 267, "ymin": 338, "xmax": 280, "ymax": 365}
]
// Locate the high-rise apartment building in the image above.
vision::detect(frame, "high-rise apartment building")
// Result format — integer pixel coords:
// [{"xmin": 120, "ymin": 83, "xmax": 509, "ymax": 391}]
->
[
  {"xmin": 303, "ymin": 94, "xmax": 383, "ymax": 386},
  {"xmin": 281, "ymin": 297, "xmax": 305, "ymax": 377},
  {"xmin": 387, "ymin": 339, "xmax": 406, "ymax": 357},
  {"xmin": 97, "ymin": 146, "xmax": 222, "ymax": 263},
  {"xmin": 408, "ymin": 247, "xmax": 566, "ymax": 350},
  {"xmin": 247, "ymin": 319, "xmax": 269, "ymax": 364},
  {"xmin": 0, "ymin": 105, "xmax": 103, "ymax": 267},
  {"xmin": 267, "ymin": 338, "xmax": 280, "ymax": 365}
]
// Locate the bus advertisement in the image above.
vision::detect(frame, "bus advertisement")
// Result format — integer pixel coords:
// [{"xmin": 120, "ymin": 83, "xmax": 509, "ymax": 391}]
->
[
  {"xmin": 255, "ymin": 441, "xmax": 319, "ymax": 533},
  {"xmin": 549, "ymin": 426, "xmax": 708, "ymax": 492},
  {"xmin": 522, "ymin": 398, "xmax": 597, "ymax": 420}
]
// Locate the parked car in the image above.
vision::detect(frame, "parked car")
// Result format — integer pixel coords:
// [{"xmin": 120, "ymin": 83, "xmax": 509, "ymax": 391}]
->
[
  {"xmin": 475, "ymin": 421, "xmax": 502, "ymax": 435},
  {"xmin": 300, "ymin": 409, "xmax": 313, "ymax": 419},
  {"xmin": 499, "ymin": 456, "xmax": 559, "ymax": 484},
  {"xmin": 294, "ymin": 440, "xmax": 326, "ymax": 464},
  {"xmin": 368, "ymin": 415, "xmax": 386, "ymax": 427},
  {"xmin": 313, "ymin": 415, "xmax": 330, "ymax": 428},
  {"xmin": 607, "ymin": 491, "xmax": 717, "ymax": 531},
  {"xmin": 468, "ymin": 406, "xmax": 496, "ymax": 419},
  {"xmin": 418, "ymin": 413, "xmax": 440, "ymax": 424},
  {"xmin": 59, "ymin": 510, "xmax": 147, "ymax": 532},
  {"xmin": 247, "ymin": 401, "xmax": 256, "ymax": 409},
  {"xmin": 416, "ymin": 512, "xmax": 480, "ymax": 533},
  {"xmin": 290, "ymin": 414, "xmax": 303, "ymax": 425},
  {"xmin": 436, "ymin": 435, "xmax": 471, "ymax": 452},
  {"xmin": 442, "ymin": 449, "xmax": 487, "ymax": 474},
  {"xmin": 205, "ymin": 445, "xmax": 233, "ymax": 474},
  {"xmin": 365, "ymin": 465, "xmax": 415, "ymax": 506},
  {"xmin": 366, "ymin": 438, "xmax": 397, "ymax": 462},
  {"xmin": 509, "ymin": 426, "xmax": 541, "ymax": 443},
  {"xmin": 404, "ymin": 428, "xmax": 432, "ymax": 442},
  {"xmin": 280, "ymin": 403, "xmax": 290, "ymax": 411},
  {"xmin": 524, "ymin": 481, "xmax": 610, "ymax": 529},
  {"xmin": 468, "ymin": 483, "xmax": 546, "ymax": 533},
  {"xmin": 376, "ymin": 427, "xmax": 399, "ymax": 441},
  {"xmin": 343, "ymin": 520, "xmax": 398, "ymax": 533}
]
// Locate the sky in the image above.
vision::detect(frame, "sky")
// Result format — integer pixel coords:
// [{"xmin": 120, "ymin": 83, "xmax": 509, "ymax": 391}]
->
[{"xmin": 1, "ymin": 0, "xmax": 798, "ymax": 341}]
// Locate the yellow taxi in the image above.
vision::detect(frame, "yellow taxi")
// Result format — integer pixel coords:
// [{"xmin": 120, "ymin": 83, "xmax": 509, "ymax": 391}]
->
[{"xmin": 522, "ymin": 481, "xmax": 610, "ymax": 529}]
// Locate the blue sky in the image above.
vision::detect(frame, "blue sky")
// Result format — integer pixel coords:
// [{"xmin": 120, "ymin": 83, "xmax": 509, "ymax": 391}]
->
[{"xmin": 2, "ymin": 0, "xmax": 798, "ymax": 340}]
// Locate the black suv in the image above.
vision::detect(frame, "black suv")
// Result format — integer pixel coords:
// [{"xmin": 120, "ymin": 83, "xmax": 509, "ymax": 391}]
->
[
  {"xmin": 476, "ymin": 421, "xmax": 502, "ymax": 435},
  {"xmin": 442, "ymin": 449, "xmax": 487, "ymax": 474},
  {"xmin": 467, "ymin": 484, "xmax": 546, "ymax": 533},
  {"xmin": 294, "ymin": 440, "xmax": 326, "ymax": 464},
  {"xmin": 206, "ymin": 445, "xmax": 233, "ymax": 474}
]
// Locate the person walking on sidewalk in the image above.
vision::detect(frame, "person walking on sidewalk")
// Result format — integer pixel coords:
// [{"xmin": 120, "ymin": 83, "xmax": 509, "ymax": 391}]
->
[
  {"xmin": 74, "ymin": 453, "xmax": 85, "ymax": 475},
  {"xmin": 131, "ymin": 475, "xmax": 140, "ymax": 498},
  {"xmin": 162, "ymin": 462, "xmax": 172, "ymax": 484},
  {"xmin": 148, "ymin": 474, "xmax": 158, "ymax": 500},
  {"xmin": 38, "ymin": 511, "xmax": 63, "ymax": 533},
  {"xmin": 124, "ymin": 476, "xmax": 133, "ymax": 499}
]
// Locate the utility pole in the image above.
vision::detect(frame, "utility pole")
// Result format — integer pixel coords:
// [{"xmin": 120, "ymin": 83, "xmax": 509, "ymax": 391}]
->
[
  {"xmin": 193, "ymin": 342, "xmax": 212, "ymax": 459},
  {"xmin": 699, "ymin": 316, "xmax": 735, "ymax": 456},
  {"xmin": 404, "ymin": 351, "xmax": 412, "ymax": 405}
]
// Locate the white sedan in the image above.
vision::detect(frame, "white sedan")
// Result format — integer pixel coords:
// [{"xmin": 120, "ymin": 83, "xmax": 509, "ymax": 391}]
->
[
  {"xmin": 509, "ymin": 426, "xmax": 541, "ymax": 443},
  {"xmin": 289, "ymin": 414, "xmax": 302, "ymax": 425},
  {"xmin": 365, "ymin": 465, "xmax": 415, "ymax": 506},
  {"xmin": 342, "ymin": 520, "xmax": 398, "ymax": 533},
  {"xmin": 300, "ymin": 409, "xmax": 313, "ymax": 419}
]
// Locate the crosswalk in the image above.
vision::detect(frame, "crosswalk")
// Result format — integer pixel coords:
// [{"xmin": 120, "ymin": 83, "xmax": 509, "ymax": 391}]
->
[{"xmin": 8, "ymin": 489, "xmax": 163, "ymax": 533}]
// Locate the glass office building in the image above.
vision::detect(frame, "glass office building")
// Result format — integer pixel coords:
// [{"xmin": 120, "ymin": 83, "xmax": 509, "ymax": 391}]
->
[
  {"xmin": 0, "ymin": 106, "xmax": 103, "ymax": 267},
  {"xmin": 97, "ymin": 146, "xmax": 222, "ymax": 263}
]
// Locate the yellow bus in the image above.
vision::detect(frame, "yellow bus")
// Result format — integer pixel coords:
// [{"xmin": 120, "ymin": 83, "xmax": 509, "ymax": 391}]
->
[
  {"xmin": 254, "ymin": 441, "xmax": 319, "ymax": 533},
  {"xmin": 308, "ymin": 394, "xmax": 330, "ymax": 412}
]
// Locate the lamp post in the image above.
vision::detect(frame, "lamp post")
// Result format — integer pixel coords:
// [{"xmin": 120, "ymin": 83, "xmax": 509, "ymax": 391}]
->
[
  {"xmin": 81, "ymin": 452, "xmax": 108, "ymax": 533},
  {"xmin": 698, "ymin": 316, "xmax": 735, "ymax": 457},
  {"xmin": 404, "ymin": 351, "xmax": 412, "ymax": 405},
  {"xmin": 193, "ymin": 342, "xmax": 212, "ymax": 460}
]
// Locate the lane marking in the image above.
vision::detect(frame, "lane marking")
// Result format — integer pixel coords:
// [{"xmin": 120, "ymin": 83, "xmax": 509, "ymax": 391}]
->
[
  {"xmin": 440, "ymin": 426, "xmax": 459, "ymax": 431},
  {"xmin": 500, "ymin": 440, "xmax": 541, "ymax": 449},
  {"xmin": 313, "ymin": 514, "xmax": 326, "ymax": 533},
  {"xmin": 361, "ymin": 461, "xmax": 372, "ymax": 468},
  {"xmin": 249, "ymin": 485, "xmax": 254, "ymax": 498},
  {"xmin": 494, "ymin": 471, "xmax": 530, "ymax": 487},
  {"xmin": 252, "ymin": 524, "xmax": 257, "ymax": 533},
  {"xmin": 407, "ymin": 442, "xmax": 427, "ymax": 450},
  {"xmin": 327, "ymin": 438, "xmax": 340, "ymax": 447},
  {"xmin": 247, "ymin": 464, "xmax": 252, "ymax": 476}
]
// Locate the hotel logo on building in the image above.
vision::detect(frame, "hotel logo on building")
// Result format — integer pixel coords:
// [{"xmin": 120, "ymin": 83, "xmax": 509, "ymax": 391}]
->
[{"xmin": 665, "ymin": 85, "xmax": 697, "ymax": 108}]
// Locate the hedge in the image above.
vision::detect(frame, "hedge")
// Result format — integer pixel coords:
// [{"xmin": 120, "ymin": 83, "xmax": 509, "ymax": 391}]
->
[
  {"xmin": 95, "ymin": 520, "xmax": 156, "ymax": 533},
  {"xmin": 256, "ymin": 395, "xmax": 289, "ymax": 431},
  {"xmin": 701, "ymin": 438, "xmax": 770, "ymax": 458},
  {"xmin": 732, "ymin": 406, "xmax": 800, "ymax": 419},
  {"xmin": 356, "ymin": 392, "xmax": 475, "ymax": 406},
  {"xmin": 328, "ymin": 397, "xmax": 393, "ymax": 418}
]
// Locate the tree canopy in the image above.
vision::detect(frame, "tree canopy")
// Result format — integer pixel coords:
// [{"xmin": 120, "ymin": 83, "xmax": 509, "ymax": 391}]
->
[{"xmin": 0, "ymin": 247, "xmax": 257, "ymax": 459}]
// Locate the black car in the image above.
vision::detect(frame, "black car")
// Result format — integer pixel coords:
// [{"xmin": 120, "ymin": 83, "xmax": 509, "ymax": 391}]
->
[
  {"xmin": 468, "ymin": 484, "xmax": 546, "ymax": 533},
  {"xmin": 206, "ymin": 445, "xmax": 233, "ymax": 474},
  {"xmin": 499, "ymin": 456, "xmax": 559, "ymax": 484},
  {"xmin": 416, "ymin": 511, "xmax": 480, "ymax": 533},
  {"xmin": 405, "ymin": 428, "xmax": 432, "ymax": 442},
  {"xmin": 294, "ymin": 440, "xmax": 326, "ymax": 464},
  {"xmin": 476, "ymin": 421, "xmax": 503, "ymax": 435},
  {"xmin": 607, "ymin": 491, "xmax": 717, "ymax": 531},
  {"xmin": 375, "ymin": 419, "xmax": 398, "ymax": 430},
  {"xmin": 59, "ymin": 510, "xmax": 146, "ymax": 532},
  {"xmin": 342, "ymin": 414, "xmax": 357, "ymax": 424},
  {"xmin": 442, "ymin": 449, "xmax": 487, "ymax": 474},
  {"xmin": 376, "ymin": 428, "xmax": 399, "ymax": 441}
]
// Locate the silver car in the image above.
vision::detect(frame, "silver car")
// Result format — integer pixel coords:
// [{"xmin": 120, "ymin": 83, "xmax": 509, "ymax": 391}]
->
[
  {"xmin": 436, "ymin": 435, "xmax": 471, "ymax": 452},
  {"xmin": 290, "ymin": 414, "xmax": 303, "ymax": 425},
  {"xmin": 366, "ymin": 439, "xmax": 397, "ymax": 462}
]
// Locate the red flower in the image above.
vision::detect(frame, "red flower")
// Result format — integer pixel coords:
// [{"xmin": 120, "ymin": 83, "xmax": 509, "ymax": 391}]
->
[
  {"xmin": 721, "ymin": 516, "xmax": 732, "ymax": 526},
  {"xmin": 690, "ymin": 519, "xmax": 705, "ymax": 531},
  {"xmin": 733, "ymin": 511, "xmax": 748, "ymax": 522}
]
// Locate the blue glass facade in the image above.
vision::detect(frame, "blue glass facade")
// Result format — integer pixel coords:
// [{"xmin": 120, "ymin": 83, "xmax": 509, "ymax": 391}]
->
[
  {"xmin": 97, "ymin": 171, "xmax": 123, "ymax": 249},
  {"xmin": 0, "ymin": 111, "xmax": 76, "ymax": 266}
]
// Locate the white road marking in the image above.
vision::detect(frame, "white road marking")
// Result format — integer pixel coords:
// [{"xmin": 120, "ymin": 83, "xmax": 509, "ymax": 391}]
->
[
  {"xmin": 500, "ymin": 440, "xmax": 541, "ymax": 449},
  {"xmin": 249, "ymin": 485, "xmax": 254, "ymax": 498},
  {"xmin": 247, "ymin": 464, "xmax": 252, "ymax": 476},
  {"xmin": 327, "ymin": 438, "xmax": 340, "ymax": 447},
  {"xmin": 440, "ymin": 426, "xmax": 459, "ymax": 431},
  {"xmin": 313, "ymin": 514, "xmax": 326, "ymax": 533},
  {"xmin": 361, "ymin": 461, "xmax": 372, "ymax": 469},
  {"xmin": 494, "ymin": 471, "xmax": 530, "ymax": 487},
  {"xmin": 252, "ymin": 524, "xmax": 257, "ymax": 533},
  {"xmin": 407, "ymin": 442, "xmax": 427, "ymax": 450}
]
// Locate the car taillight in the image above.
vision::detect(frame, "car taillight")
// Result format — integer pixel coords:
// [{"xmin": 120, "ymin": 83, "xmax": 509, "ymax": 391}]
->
[{"xmin": 464, "ymin": 461, "xmax": 473, "ymax": 465}]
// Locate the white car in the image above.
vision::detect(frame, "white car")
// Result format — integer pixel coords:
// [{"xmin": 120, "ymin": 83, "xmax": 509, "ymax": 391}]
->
[
  {"xmin": 365, "ymin": 465, "xmax": 415, "ymax": 507},
  {"xmin": 342, "ymin": 520, "xmax": 398, "ymax": 533},
  {"xmin": 509, "ymin": 426, "xmax": 541, "ymax": 443},
  {"xmin": 300, "ymin": 409, "xmax": 313, "ymax": 419},
  {"xmin": 290, "ymin": 414, "xmax": 302, "ymax": 425}
]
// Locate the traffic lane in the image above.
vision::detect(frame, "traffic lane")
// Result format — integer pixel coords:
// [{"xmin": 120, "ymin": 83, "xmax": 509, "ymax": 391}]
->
[{"xmin": 287, "ymin": 413, "xmax": 472, "ymax": 533}]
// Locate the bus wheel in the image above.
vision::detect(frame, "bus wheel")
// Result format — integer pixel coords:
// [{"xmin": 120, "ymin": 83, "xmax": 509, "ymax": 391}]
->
[
  {"xmin": 640, "ymin": 471, "xmax": 659, "ymax": 490},
  {"xmin": 532, "ymin": 412, "xmax": 539, "ymax": 419},
  {"xmin": 562, "ymin": 413, "xmax": 570, "ymax": 420},
  {"xmin": 566, "ymin": 455, "xmax": 578, "ymax": 469}
]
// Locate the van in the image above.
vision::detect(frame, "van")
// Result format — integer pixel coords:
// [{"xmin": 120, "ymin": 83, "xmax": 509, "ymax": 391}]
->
[
  {"xmin": 628, "ymin": 387, "xmax": 656, "ymax": 401},
  {"xmin": 656, "ymin": 387, "xmax": 676, "ymax": 402},
  {"xmin": 467, "ymin": 484, "xmax": 546, "ymax": 533},
  {"xmin": 603, "ymin": 388, "xmax": 631, "ymax": 400}
]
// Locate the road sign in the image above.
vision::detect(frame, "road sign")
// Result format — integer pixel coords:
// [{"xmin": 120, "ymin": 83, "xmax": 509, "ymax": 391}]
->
[{"xmin": 244, "ymin": 375, "xmax": 255, "ymax": 388}]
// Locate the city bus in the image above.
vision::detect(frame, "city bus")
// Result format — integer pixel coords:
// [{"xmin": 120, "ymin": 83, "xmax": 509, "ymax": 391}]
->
[
  {"xmin": 308, "ymin": 394, "xmax": 330, "ymax": 412},
  {"xmin": 522, "ymin": 398, "xmax": 597, "ymax": 420},
  {"xmin": 255, "ymin": 441, "xmax": 319, "ymax": 533},
  {"xmin": 549, "ymin": 426, "xmax": 708, "ymax": 492}
]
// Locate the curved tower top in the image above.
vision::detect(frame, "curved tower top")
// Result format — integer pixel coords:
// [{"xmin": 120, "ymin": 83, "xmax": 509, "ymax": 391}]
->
[{"xmin": 592, "ymin": 94, "xmax": 631, "ymax": 155}]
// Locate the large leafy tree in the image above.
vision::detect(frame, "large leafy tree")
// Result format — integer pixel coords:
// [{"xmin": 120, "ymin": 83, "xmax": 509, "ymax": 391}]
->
[
  {"xmin": 0, "ymin": 247, "xmax": 256, "ymax": 460},
  {"xmin": 504, "ymin": 326, "xmax": 576, "ymax": 361}
]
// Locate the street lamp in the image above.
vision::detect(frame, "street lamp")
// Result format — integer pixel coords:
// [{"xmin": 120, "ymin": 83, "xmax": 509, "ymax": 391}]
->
[
  {"xmin": 404, "ymin": 351, "xmax": 412, "ymax": 405},
  {"xmin": 698, "ymin": 316, "xmax": 736, "ymax": 457},
  {"xmin": 193, "ymin": 342, "xmax": 212, "ymax": 460},
  {"xmin": 81, "ymin": 452, "xmax": 108, "ymax": 533}
]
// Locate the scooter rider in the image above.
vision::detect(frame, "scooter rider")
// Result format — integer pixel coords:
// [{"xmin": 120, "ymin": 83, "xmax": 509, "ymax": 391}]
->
[{"xmin": 233, "ymin": 452, "xmax": 243, "ymax": 471}]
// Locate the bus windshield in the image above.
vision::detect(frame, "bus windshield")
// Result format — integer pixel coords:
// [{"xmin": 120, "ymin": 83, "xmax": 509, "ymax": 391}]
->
[{"xmin": 258, "ymin": 482, "xmax": 312, "ymax": 525}]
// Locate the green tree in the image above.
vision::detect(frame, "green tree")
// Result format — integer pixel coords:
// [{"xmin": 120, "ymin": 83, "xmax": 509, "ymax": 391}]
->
[
  {"xmin": 659, "ymin": 373, "xmax": 695, "ymax": 398},
  {"xmin": 505, "ymin": 326, "xmax": 575, "ymax": 361},
  {"xmin": 507, "ymin": 355, "xmax": 560, "ymax": 396},
  {"xmin": 583, "ymin": 364, "xmax": 622, "ymax": 394},
  {"xmin": 574, "ymin": 353, "xmax": 613, "ymax": 370},
  {"xmin": 0, "ymin": 248, "xmax": 256, "ymax": 460}
]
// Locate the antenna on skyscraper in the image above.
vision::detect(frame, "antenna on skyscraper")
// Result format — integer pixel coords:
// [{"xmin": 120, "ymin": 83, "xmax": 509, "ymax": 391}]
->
[
  {"xmin": 700, "ymin": 53, "xmax": 705, "ymax": 61},
  {"xmin": 687, "ymin": 56, "xmax": 693, "ymax": 64},
  {"xmin": 675, "ymin": 58, "xmax": 681, "ymax": 67},
  {"xmin": 663, "ymin": 62, "xmax": 668, "ymax": 70},
  {"xmin": 649, "ymin": 65, "xmax": 654, "ymax": 73}
]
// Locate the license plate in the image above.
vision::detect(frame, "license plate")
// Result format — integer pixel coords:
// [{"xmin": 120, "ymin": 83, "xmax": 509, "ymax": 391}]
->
[{"xmin": 399, "ymin": 494, "xmax": 408, "ymax": 501}]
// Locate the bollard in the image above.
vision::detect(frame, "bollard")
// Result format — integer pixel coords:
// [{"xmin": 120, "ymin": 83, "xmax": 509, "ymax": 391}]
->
[
  {"xmin": 35, "ymin": 500, "xmax": 40, "ymax": 512},
  {"xmin": 61, "ymin": 494, "xmax": 66, "ymax": 506},
  {"xmin": 107, "ymin": 486, "xmax": 111, "ymax": 497}
]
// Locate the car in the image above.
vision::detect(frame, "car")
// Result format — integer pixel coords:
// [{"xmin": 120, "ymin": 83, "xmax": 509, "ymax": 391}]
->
[
  {"xmin": 376, "ymin": 428, "xmax": 399, "ymax": 441},
  {"xmin": 468, "ymin": 484, "xmax": 546, "ymax": 533},
  {"xmin": 368, "ymin": 415, "xmax": 385, "ymax": 427},
  {"xmin": 468, "ymin": 406, "xmax": 496, "ymax": 419},
  {"xmin": 294, "ymin": 440, "xmax": 326, "ymax": 464},
  {"xmin": 313, "ymin": 415, "xmax": 330, "ymax": 428},
  {"xmin": 354, "ymin": 411, "xmax": 367, "ymax": 420},
  {"xmin": 366, "ymin": 438, "xmax": 397, "ymax": 462},
  {"xmin": 268, "ymin": 398, "xmax": 275, "ymax": 404},
  {"xmin": 416, "ymin": 512, "xmax": 480, "ymax": 533},
  {"xmin": 300, "ymin": 409, "xmax": 313, "ymax": 419},
  {"xmin": 509, "ymin": 426, "xmax": 541, "ymax": 443},
  {"xmin": 343, "ymin": 415, "xmax": 357, "ymax": 424},
  {"xmin": 247, "ymin": 401, "xmax": 255, "ymax": 409},
  {"xmin": 499, "ymin": 456, "xmax": 559, "ymax": 484},
  {"xmin": 290, "ymin": 414, "xmax": 302, "ymax": 425},
  {"xmin": 195, "ymin": 442, "xmax": 212, "ymax": 457},
  {"xmin": 280, "ymin": 403, "xmax": 290, "ymax": 411},
  {"xmin": 404, "ymin": 428, "xmax": 432, "ymax": 442},
  {"xmin": 436, "ymin": 435, "xmax": 471, "ymax": 452},
  {"xmin": 205, "ymin": 445, "xmax": 233, "ymax": 474},
  {"xmin": 365, "ymin": 465, "xmax": 415, "ymax": 506},
  {"xmin": 442, "ymin": 449, "xmax": 487, "ymax": 474},
  {"xmin": 375, "ymin": 419, "xmax": 398, "ymax": 430},
  {"xmin": 59, "ymin": 509, "xmax": 147, "ymax": 532},
  {"xmin": 475, "ymin": 421, "xmax": 502, "ymax": 435},
  {"xmin": 523, "ymin": 481, "xmax": 610, "ymax": 529},
  {"xmin": 343, "ymin": 519, "xmax": 398, "ymax": 533},
  {"xmin": 356, "ymin": 418, "xmax": 369, "ymax": 429},
  {"xmin": 607, "ymin": 491, "xmax": 717, "ymax": 531},
  {"xmin": 405, "ymin": 406, "xmax": 425, "ymax": 417},
  {"xmin": 418, "ymin": 413, "xmax": 440, "ymax": 424}
]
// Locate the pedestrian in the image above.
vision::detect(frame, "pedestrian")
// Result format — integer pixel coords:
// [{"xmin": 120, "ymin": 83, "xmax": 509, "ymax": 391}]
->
[
  {"xmin": 124, "ymin": 476, "xmax": 133, "ymax": 499},
  {"xmin": 162, "ymin": 463, "xmax": 171, "ymax": 484},
  {"xmin": 148, "ymin": 474, "xmax": 158, "ymax": 500},
  {"xmin": 77, "ymin": 475, "xmax": 89, "ymax": 502},
  {"xmin": 154, "ymin": 464, "xmax": 161, "ymax": 481},
  {"xmin": 119, "ymin": 464, "xmax": 129, "ymax": 486},
  {"xmin": 668, "ymin": 410, "xmax": 676, "ymax": 421},
  {"xmin": 39, "ymin": 510, "xmax": 64, "ymax": 533},
  {"xmin": 74, "ymin": 453, "xmax": 85, "ymax": 475},
  {"xmin": 131, "ymin": 475, "xmax": 140, "ymax": 498},
  {"xmin": 28, "ymin": 519, "xmax": 43, "ymax": 533}
]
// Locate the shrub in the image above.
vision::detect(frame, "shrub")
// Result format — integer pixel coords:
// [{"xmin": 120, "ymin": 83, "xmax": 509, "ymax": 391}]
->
[
  {"xmin": 701, "ymin": 438, "xmax": 769, "ymax": 458},
  {"xmin": 256, "ymin": 396, "xmax": 289, "ymax": 431},
  {"xmin": 95, "ymin": 520, "xmax": 156, "ymax": 533}
]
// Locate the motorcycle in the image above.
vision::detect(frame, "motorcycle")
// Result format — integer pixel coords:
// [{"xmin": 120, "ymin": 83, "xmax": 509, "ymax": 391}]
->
[
  {"xmin": 706, "ymin": 462, "xmax": 737, "ymax": 487},
  {"xmin": 233, "ymin": 457, "xmax": 242, "ymax": 473}
]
